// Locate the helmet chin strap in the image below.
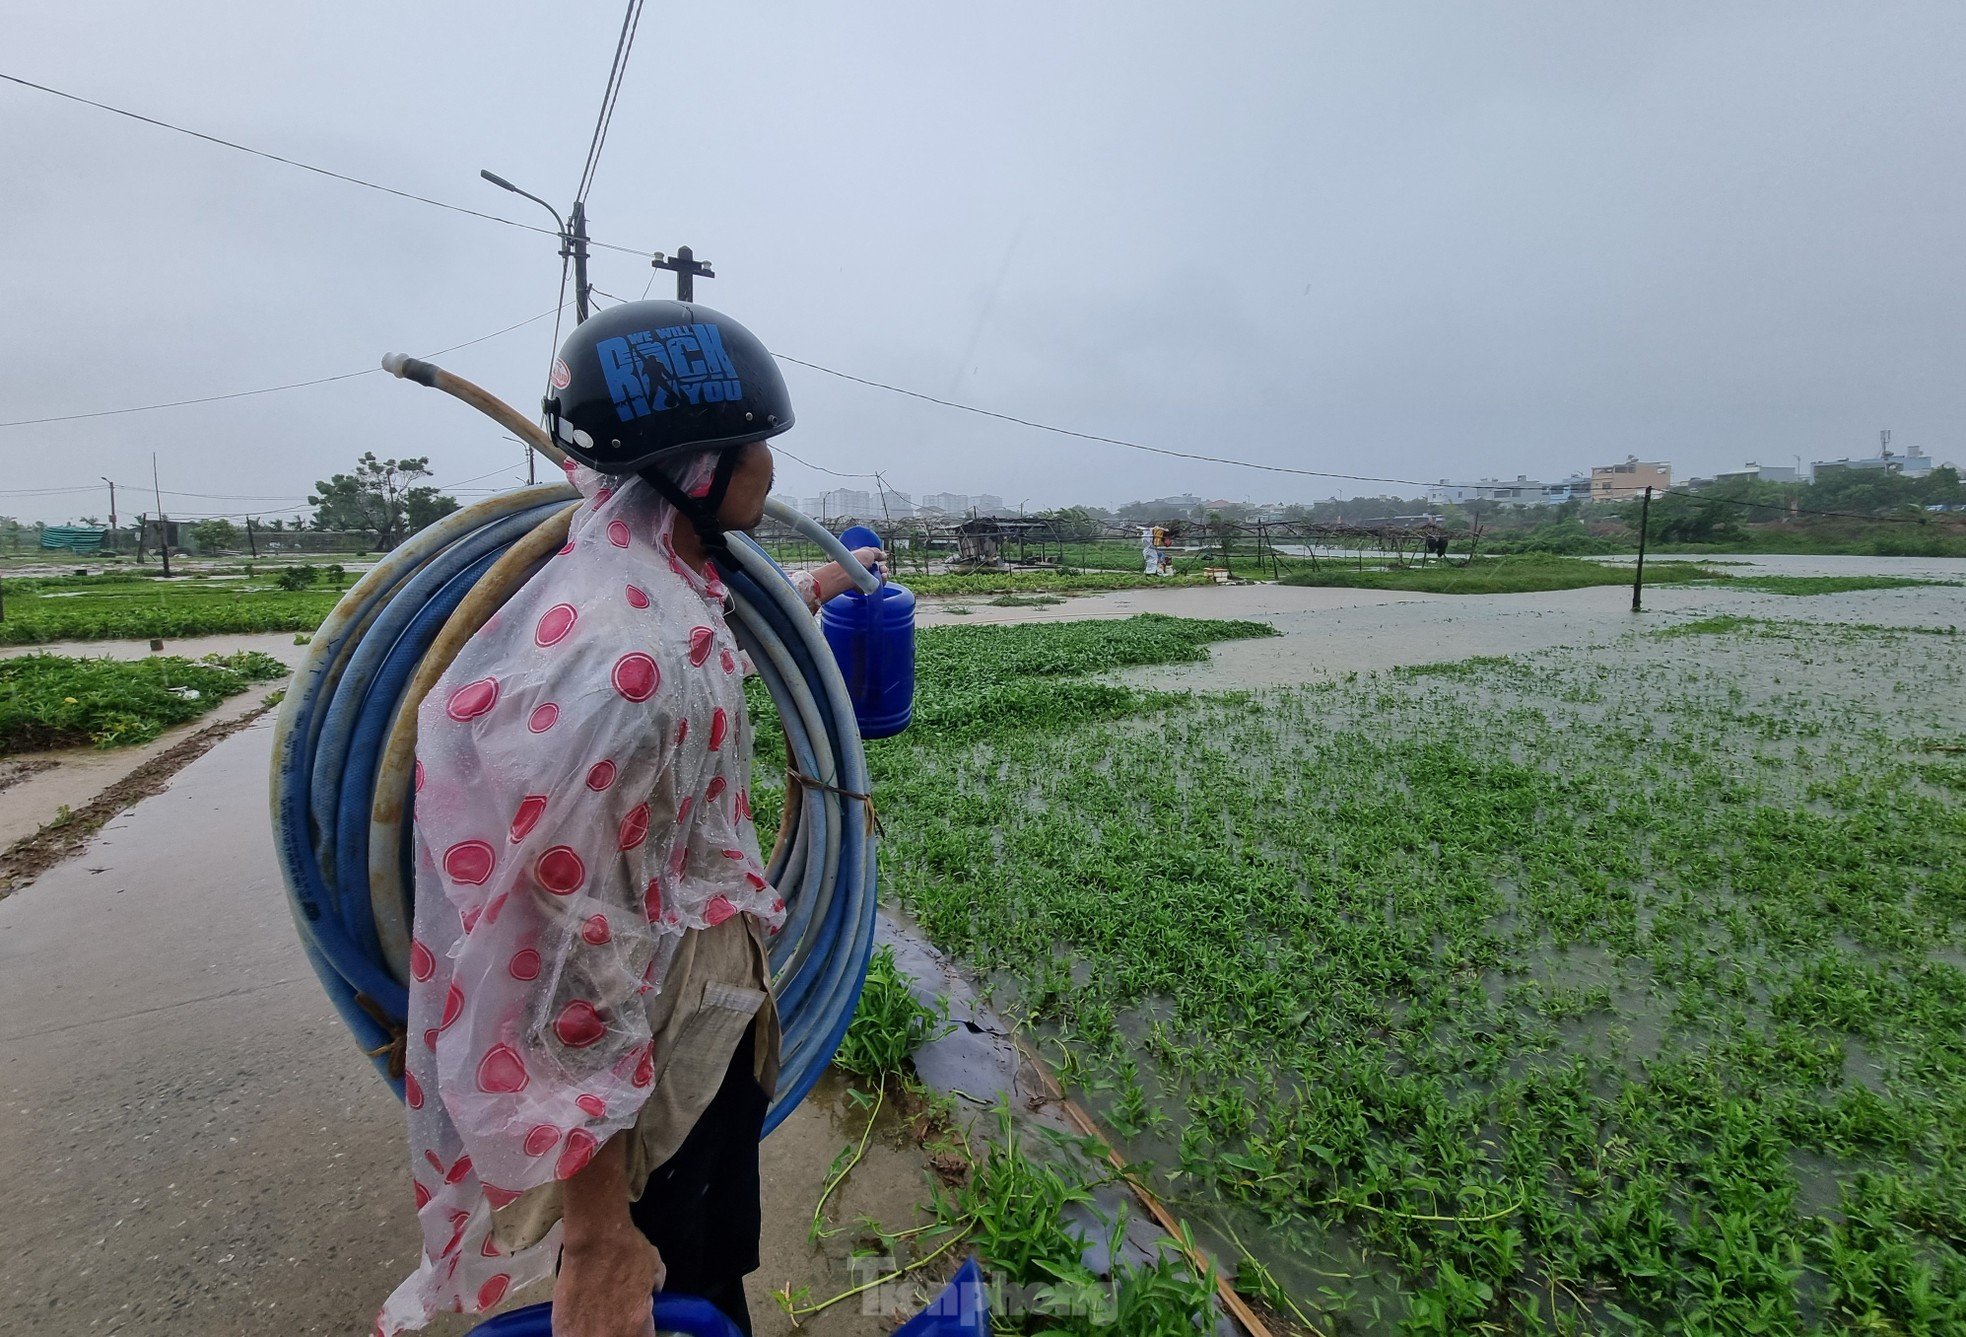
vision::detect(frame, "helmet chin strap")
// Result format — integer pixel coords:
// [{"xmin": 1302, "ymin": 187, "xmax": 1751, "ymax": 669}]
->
[{"xmin": 640, "ymin": 447, "xmax": 744, "ymax": 559}]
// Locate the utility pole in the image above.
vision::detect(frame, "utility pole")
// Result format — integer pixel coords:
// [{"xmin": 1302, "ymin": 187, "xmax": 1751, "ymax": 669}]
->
[
  {"xmin": 1631, "ymin": 485, "xmax": 1652, "ymax": 613},
  {"xmin": 651, "ymin": 246, "xmax": 714, "ymax": 301},
  {"xmin": 152, "ymin": 452, "xmax": 171, "ymax": 578},
  {"xmin": 246, "ymin": 517, "xmax": 258, "ymax": 558},
  {"xmin": 567, "ymin": 201, "xmax": 592, "ymax": 321},
  {"xmin": 100, "ymin": 476, "xmax": 117, "ymax": 532}
]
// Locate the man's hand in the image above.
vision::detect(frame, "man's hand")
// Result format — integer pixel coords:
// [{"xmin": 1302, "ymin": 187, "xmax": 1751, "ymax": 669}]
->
[
  {"xmin": 553, "ymin": 1133, "xmax": 663, "ymax": 1337},
  {"xmin": 553, "ymin": 1221, "xmax": 663, "ymax": 1337},
  {"xmin": 814, "ymin": 547, "xmax": 886, "ymax": 603}
]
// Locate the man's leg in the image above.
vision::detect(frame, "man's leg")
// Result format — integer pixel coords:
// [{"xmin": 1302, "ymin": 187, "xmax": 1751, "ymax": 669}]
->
[{"xmin": 629, "ymin": 1027, "xmax": 768, "ymax": 1335}]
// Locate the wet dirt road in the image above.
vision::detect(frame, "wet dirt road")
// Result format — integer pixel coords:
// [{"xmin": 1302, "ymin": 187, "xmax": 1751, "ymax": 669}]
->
[{"xmin": 0, "ymin": 717, "xmax": 922, "ymax": 1336}]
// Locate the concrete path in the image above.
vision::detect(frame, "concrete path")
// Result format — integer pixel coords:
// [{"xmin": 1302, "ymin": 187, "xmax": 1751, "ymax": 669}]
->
[{"xmin": 0, "ymin": 718, "xmax": 923, "ymax": 1336}]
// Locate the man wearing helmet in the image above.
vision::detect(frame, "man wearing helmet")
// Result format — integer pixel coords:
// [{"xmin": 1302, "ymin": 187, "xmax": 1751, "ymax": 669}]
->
[{"xmin": 378, "ymin": 303, "xmax": 877, "ymax": 1337}]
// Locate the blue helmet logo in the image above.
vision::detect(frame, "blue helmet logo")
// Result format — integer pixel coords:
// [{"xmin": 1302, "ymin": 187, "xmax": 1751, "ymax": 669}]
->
[{"xmin": 596, "ymin": 322, "xmax": 744, "ymax": 422}]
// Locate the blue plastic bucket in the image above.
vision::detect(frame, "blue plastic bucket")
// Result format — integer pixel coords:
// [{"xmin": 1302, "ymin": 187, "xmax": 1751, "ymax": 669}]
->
[
  {"xmin": 464, "ymin": 1256, "xmax": 989, "ymax": 1336},
  {"xmin": 463, "ymin": 1291, "xmax": 740, "ymax": 1336},
  {"xmin": 820, "ymin": 525, "xmax": 915, "ymax": 740}
]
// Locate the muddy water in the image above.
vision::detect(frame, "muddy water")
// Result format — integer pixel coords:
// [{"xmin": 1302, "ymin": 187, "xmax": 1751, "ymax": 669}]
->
[{"xmin": 1107, "ymin": 564, "xmax": 1966, "ymax": 691}]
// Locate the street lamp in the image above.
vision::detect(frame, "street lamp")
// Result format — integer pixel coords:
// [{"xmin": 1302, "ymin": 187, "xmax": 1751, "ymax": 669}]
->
[{"xmin": 480, "ymin": 170, "xmax": 589, "ymax": 322}]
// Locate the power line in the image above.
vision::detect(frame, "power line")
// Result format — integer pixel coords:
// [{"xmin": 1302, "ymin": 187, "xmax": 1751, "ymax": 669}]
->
[
  {"xmin": 771, "ymin": 443, "xmax": 881, "ymax": 481},
  {"xmin": 157, "ymin": 488, "xmax": 312, "ymax": 502},
  {"xmin": 576, "ymin": 0, "xmax": 647, "ymax": 205},
  {"xmin": 0, "ymin": 368, "xmax": 375, "ymax": 430},
  {"xmin": 774, "ymin": 354, "xmax": 1458, "ymax": 491},
  {"xmin": 0, "ymin": 303, "xmax": 566, "ymax": 430},
  {"xmin": 0, "ymin": 72, "xmax": 652, "ymax": 258}
]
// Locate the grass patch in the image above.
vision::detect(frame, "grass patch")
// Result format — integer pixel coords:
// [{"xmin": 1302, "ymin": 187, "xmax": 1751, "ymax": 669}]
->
[
  {"xmin": 1653, "ymin": 613, "xmax": 1766, "ymax": 639},
  {"xmin": 1279, "ymin": 554, "xmax": 1725, "ymax": 594},
  {"xmin": 0, "ymin": 573, "xmax": 340, "ymax": 645},
  {"xmin": 0, "ymin": 651, "xmax": 288, "ymax": 752},
  {"xmin": 1726, "ymin": 574, "xmax": 1951, "ymax": 596},
  {"xmin": 832, "ymin": 946, "xmax": 950, "ymax": 1082},
  {"xmin": 910, "ymin": 570, "xmax": 1208, "ymax": 598},
  {"xmin": 1655, "ymin": 615, "xmax": 1961, "ymax": 642},
  {"xmin": 986, "ymin": 593, "xmax": 1066, "ymax": 607}
]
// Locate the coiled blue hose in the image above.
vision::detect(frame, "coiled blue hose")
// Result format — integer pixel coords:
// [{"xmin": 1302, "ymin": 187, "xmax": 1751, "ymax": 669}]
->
[{"xmin": 268, "ymin": 489, "xmax": 879, "ymax": 1135}]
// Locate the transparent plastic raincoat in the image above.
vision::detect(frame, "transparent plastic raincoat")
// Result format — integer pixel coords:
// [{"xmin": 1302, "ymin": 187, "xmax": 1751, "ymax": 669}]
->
[{"xmin": 378, "ymin": 457, "xmax": 788, "ymax": 1333}]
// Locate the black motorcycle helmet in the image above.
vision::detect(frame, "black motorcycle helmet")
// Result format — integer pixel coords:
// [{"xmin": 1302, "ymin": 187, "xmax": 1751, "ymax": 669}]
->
[{"xmin": 543, "ymin": 300, "xmax": 794, "ymax": 549}]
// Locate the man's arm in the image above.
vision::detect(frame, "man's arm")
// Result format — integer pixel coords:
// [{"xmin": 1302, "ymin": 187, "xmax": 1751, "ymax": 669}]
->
[{"xmin": 553, "ymin": 1132, "xmax": 665, "ymax": 1337}]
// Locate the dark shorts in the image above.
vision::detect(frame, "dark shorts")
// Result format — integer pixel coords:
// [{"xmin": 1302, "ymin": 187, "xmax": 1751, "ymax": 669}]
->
[{"xmin": 629, "ymin": 1025, "xmax": 767, "ymax": 1336}]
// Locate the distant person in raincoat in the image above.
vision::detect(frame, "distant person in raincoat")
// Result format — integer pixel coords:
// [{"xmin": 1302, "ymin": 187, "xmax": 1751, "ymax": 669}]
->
[{"xmin": 379, "ymin": 302, "xmax": 879, "ymax": 1337}]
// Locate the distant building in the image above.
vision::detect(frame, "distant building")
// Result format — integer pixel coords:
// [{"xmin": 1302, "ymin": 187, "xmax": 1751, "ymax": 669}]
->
[
  {"xmin": 1480, "ymin": 476, "xmax": 1546, "ymax": 507},
  {"xmin": 920, "ymin": 492, "xmax": 970, "ymax": 514},
  {"xmin": 1543, "ymin": 475, "xmax": 1593, "ymax": 504},
  {"xmin": 972, "ymin": 493, "xmax": 1006, "ymax": 514},
  {"xmin": 1152, "ymin": 493, "xmax": 1202, "ymax": 511},
  {"xmin": 1591, "ymin": 457, "xmax": 1672, "ymax": 501},
  {"xmin": 1813, "ymin": 440, "xmax": 1934, "ymax": 480},
  {"xmin": 1427, "ymin": 477, "xmax": 1561, "ymax": 507},
  {"xmin": 808, "ymin": 488, "xmax": 875, "ymax": 519},
  {"xmin": 1712, "ymin": 461, "xmax": 1801, "ymax": 486}
]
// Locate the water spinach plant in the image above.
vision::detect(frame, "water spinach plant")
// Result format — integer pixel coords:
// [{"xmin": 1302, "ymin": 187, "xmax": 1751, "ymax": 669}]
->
[{"xmin": 793, "ymin": 610, "xmax": 1966, "ymax": 1334}]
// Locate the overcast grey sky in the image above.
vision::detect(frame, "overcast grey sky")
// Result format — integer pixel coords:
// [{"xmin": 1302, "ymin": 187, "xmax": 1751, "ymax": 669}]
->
[{"xmin": 3, "ymin": 2, "xmax": 1961, "ymax": 524}]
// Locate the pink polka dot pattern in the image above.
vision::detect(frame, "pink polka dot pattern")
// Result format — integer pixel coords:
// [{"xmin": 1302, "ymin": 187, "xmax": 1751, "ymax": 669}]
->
[
  {"xmin": 527, "ymin": 703, "xmax": 559, "ymax": 733},
  {"xmin": 534, "ymin": 603, "xmax": 578, "ymax": 647},
  {"xmin": 445, "ymin": 678, "xmax": 499, "ymax": 721},
  {"xmin": 618, "ymin": 803, "xmax": 650, "ymax": 851},
  {"xmin": 611, "ymin": 653, "xmax": 658, "ymax": 701},
  {"xmin": 442, "ymin": 840, "xmax": 496, "ymax": 885},
  {"xmin": 555, "ymin": 1129, "xmax": 598, "ymax": 1180},
  {"xmin": 476, "ymin": 1044, "xmax": 528, "ymax": 1094},
  {"xmin": 688, "ymin": 626, "xmax": 715, "ymax": 667},
  {"xmin": 552, "ymin": 1000, "xmax": 606, "ymax": 1048},
  {"xmin": 509, "ymin": 795, "xmax": 548, "ymax": 843},
  {"xmin": 585, "ymin": 760, "xmax": 617, "ymax": 792},
  {"xmin": 535, "ymin": 846, "xmax": 586, "ymax": 896}
]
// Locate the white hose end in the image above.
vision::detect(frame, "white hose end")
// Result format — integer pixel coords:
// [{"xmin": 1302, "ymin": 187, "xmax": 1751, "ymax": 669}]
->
[{"xmin": 381, "ymin": 353, "xmax": 410, "ymax": 377}]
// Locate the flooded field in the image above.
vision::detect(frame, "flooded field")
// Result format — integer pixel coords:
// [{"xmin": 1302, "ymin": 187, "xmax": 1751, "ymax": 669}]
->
[{"xmin": 858, "ymin": 569, "xmax": 1966, "ymax": 1333}]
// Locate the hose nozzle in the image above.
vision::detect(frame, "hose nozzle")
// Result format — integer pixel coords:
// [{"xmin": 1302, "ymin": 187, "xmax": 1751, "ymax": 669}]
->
[{"xmin": 381, "ymin": 353, "xmax": 438, "ymax": 387}]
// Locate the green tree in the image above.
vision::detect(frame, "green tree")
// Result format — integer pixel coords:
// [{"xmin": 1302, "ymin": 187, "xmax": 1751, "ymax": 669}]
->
[
  {"xmin": 309, "ymin": 453, "xmax": 455, "ymax": 548},
  {"xmin": 405, "ymin": 486, "xmax": 461, "ymax": 534},
  {"xmin": 1032, "ymin": 506, "xmax": 1100, "ymax": 542},
  {"xmin": 191, "ymin": 518, "xmax": 239, "ymax": 552},
  {"xmin": 1629, "ymin": 490, "xmax": 1748, "ymax": 544}
]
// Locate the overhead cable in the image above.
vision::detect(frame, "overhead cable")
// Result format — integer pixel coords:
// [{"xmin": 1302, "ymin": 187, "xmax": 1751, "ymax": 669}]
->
[
  {"xmin": 0, "ymin": 303, "xmax": 566, "ymax": 430},
  {"xmin": 575, "ymin": 0, "xmax": 647, "ymax": 204},
  {"xmin": 0, "ymin": 72, "xmax": 651, "ymax": 257}
]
